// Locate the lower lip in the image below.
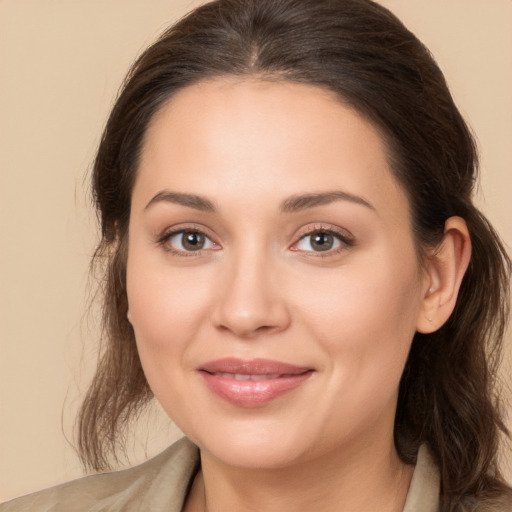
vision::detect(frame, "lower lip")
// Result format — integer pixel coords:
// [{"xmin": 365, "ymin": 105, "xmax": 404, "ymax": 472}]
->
[{"xmin": 200, "ymin": 371, "xmax": 313, "ymax": 407}]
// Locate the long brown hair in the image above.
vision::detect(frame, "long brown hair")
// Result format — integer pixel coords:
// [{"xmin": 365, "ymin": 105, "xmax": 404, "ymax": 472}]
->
[{"xmin": 78, "ymin": 0, "xmax": 511, "ymax": 508}]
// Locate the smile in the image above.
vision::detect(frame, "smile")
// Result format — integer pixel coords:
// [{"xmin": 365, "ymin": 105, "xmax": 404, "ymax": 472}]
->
[
  {"xmin": 211, "ymin": 373, "xmax": 287, "ymax": 380},
  {"xmin": 198, "ymin": 358, "xmax": 314, "ymax": 407}
]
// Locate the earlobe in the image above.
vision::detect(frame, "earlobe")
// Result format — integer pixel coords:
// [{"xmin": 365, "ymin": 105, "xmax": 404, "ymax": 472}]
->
[{"xmin": 416, "ymin": 216, "xmax": 471, "ymax": 334}]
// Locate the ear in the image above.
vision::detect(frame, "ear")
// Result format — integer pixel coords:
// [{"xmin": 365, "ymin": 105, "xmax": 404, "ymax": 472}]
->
[{"xmin": 416, "ymin": 216, "xmax": 471, "ymax": 334}]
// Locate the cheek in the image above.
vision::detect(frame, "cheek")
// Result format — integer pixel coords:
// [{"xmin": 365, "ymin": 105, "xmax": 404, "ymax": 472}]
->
[
  {"xmin": 125, "ymin": 245, "xmax": 213, "ymax": 365},
  {"xmin": 294, "ymin": 248, "xmax": 423, "ymax": 379},
  {"xmin": 125, "ymin": 250, "xmax": 217, "ymax": 421}
]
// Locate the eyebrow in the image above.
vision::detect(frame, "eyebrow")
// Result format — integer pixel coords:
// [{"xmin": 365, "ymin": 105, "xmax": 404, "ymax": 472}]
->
[
  {"xmin": 144, "ymin": 189, "xmax": 375, "ymax": 214},
  {"xmin": 280, "ymin": 191, "xmax": 375, "ymax": 213},
  {"xmin": 145, "ymin": 191, "xmax": 216, "ymax": 212}
]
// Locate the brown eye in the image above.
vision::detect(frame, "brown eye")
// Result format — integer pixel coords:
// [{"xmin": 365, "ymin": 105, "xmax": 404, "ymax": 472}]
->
[
  {"xmin": 294, "ymin": 229, "xmax": 351, "ymax": 253},
  {"xmin": 166, "ymin": 230, "xmax": 217, "ymax": 252},
  {"xmin": 182, "ymin": 231, "xmax": 205, "ymax": 251},
  {"xmin": 310, "ymin": 233, "xmax": 334, "ymax": 251}
]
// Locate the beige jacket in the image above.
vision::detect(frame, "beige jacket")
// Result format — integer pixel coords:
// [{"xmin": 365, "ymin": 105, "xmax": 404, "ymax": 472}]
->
[{"xmin": 0, "ymin": 437, "xmax": 483, "ymax": 512}]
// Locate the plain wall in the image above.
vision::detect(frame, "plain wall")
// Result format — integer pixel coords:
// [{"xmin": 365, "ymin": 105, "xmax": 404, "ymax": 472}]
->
[{"xmin": 1, "ymin": 0, "xmax": 511, "ymax": 501}]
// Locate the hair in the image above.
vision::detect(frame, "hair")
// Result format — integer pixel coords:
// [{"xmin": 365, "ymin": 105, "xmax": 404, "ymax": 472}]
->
[{"xmin": 78, "ymin": 0, "xmax": 511, "ymax": 509}]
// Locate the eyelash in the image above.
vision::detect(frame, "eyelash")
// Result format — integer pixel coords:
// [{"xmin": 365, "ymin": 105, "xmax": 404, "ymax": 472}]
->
[
  {"xmin": 156, "ymin": 224, "xmax": 354, "ymax": 257},
  {"xmin": 157, "ymin": 225, "xmax": 219, "ymax": 257},
  {"xmin": 291, "ymin": 225, "xmax": 354, "ymax": 257}
]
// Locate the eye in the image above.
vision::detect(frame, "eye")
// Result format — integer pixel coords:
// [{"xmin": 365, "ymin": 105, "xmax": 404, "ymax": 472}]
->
[
  {"xmin": 164, "ymin": 230, "xmax": 218, "ymax": 253},
  {"xmin": 293, "ymin": 229, "xmax": 352, "ymax": 253}
]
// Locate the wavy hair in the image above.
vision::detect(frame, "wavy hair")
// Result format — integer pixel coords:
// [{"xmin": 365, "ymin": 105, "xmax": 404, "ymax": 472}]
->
[{"xmin": 78, "ymin": 1, "xmax": 511, "ymax": 509}]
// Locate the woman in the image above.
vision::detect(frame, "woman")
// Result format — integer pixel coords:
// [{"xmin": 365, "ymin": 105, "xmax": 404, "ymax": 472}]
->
[{"xmin": 1, "ymin": 0, "xmax": 510, "ymax": 510}]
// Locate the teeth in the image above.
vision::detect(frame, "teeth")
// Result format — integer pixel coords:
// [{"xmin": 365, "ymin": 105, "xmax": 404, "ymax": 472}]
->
[{"xmin": 214, "ymin": 372, "xmax": 282, "ymax": 380}]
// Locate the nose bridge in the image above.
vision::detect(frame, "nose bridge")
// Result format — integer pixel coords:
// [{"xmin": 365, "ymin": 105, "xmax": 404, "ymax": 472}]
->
[{"xmin": 212, "ymin": 239, "xmax": 290, "ymax": 338}]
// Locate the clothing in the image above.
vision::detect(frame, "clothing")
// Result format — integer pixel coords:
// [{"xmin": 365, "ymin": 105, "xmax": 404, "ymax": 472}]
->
[
  {"xmin": 0, "ymin": 437, "xmax": 489, "ymax": 512},
  {"xmin": 0, "ymin": 439, "xmax": 198, "ymax": 512}
]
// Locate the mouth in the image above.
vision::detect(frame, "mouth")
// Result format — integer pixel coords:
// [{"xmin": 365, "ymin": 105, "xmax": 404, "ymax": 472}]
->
[
  {"xmin": 197, "ymin": 358, "xmax": 314, "ymax": 407},
  {"xmin": 209, "ymin": 373, "xmax": 290, "ymax": 380}
]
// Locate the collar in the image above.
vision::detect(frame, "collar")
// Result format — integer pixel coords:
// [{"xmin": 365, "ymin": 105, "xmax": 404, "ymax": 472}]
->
[{"xmin": 403, "ymin": 444, "xmax": 440, "ymax": 512}]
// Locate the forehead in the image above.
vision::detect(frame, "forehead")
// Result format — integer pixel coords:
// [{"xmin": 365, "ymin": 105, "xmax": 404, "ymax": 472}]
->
[{"xmin": 135, "ymin": 78, "xmax": 409, "ymax": 222}]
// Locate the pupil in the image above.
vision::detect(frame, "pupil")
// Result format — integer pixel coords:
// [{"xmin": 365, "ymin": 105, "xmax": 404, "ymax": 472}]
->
[
  {"xmin": 183, "ymin": 232, "xmax": 205, "ymax": 251},
  {"xmin": 312, "ymin": 233, "xmax": 333, "ymax": 251}
]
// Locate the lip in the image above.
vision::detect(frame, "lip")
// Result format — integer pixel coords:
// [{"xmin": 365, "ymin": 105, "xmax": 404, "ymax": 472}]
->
[{"xmin": 197, "ymin": 358, "xmax": 314, "ymax": 407}]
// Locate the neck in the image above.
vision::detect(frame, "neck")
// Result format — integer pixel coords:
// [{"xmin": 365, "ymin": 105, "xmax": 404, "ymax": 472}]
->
[{"xmin": 184, "ymin": 435, "xmax": 414, "ymax": 512}]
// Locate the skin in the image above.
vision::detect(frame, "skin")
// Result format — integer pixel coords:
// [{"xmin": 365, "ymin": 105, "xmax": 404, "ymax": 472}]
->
[{"xmin": 126, "ymin": 78, "xmax": 470, "ymax": 512}]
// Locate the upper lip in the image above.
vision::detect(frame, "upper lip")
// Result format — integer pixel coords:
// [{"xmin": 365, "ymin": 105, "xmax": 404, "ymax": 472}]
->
[{"xmin": 198, "ymin": 358, "xmax": 312, "ymax": 376}]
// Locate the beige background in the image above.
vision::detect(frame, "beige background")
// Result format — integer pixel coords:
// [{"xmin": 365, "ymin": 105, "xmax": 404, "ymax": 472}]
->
[{"xmin": 1, "ymin": 0, "xmax": 511, "ymax": 502}]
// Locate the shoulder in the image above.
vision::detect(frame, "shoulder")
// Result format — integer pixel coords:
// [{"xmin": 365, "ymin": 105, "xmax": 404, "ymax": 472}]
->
[
  {"xmin": 0, "ymin": 437, "xmax": 199, "ymax": 512},
  {"xmin": 404, "ymin": 445, "xmax": 512, "ymax": 512}
]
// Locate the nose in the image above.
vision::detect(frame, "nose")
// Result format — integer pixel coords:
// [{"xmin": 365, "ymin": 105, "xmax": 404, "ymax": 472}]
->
[{"xmin": 211, "ymin": 248, "xmax": 291, "ymax": 339}]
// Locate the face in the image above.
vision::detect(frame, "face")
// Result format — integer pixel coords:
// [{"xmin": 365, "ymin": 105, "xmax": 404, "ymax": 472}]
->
[{"xmin": 126, "ymin": 79, "xmax": 430, "ymax": 469}]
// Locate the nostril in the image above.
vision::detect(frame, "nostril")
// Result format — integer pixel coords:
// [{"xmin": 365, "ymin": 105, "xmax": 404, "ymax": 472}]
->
[
  {"xmin": 255, "ymin": 325, "xmax": 274, "ymax": 333},
  {"xmin": 213, "ymin": 314, "xmax": 287, "ymax": 338}
]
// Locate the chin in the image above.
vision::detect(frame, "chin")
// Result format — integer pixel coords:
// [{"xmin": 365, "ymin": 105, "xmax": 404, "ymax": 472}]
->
[
  {"xmin": 178, "ymin": 415, "xmax": 310, "ymax": 469},
  {"xmin": 205, "ymin": 438, "xmax": 306, "ymax": 469}
]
